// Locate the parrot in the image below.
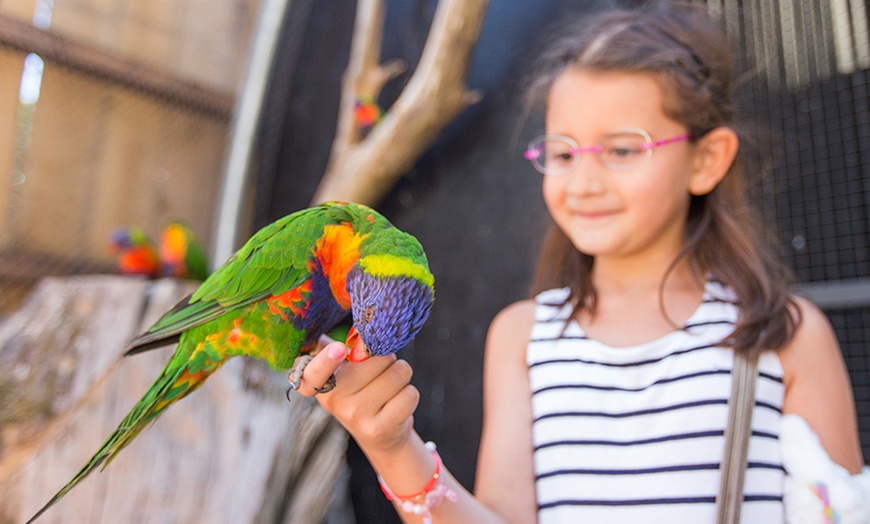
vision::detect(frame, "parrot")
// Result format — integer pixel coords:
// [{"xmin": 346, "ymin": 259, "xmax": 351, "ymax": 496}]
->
[
  {"xmin": 28, "ymin": 202, "xmax": 435, "ymax": 522},
  {"xmin": 354, "ymin": 95, "xmax": 383, "ymax": 137},
  {"xmin": 107, "ymin": 226, "xmax": 160, "ymax": 278},
  {"xmin": 159, "ymin": 220, "xmax": 210, "ymax": 281}
]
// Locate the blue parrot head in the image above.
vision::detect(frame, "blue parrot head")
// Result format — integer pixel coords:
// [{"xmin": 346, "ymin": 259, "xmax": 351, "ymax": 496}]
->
[
  {"xmin": 346, "ymin": 267, "xmax": 434, "ymax": 361},
  {"xmin": 108, "ymin": 226, "xmax": 150, "ymax": 253}
]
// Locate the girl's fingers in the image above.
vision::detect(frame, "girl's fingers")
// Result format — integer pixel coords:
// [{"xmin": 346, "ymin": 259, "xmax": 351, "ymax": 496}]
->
[
  {"xmin": 377, "ymin": 363, "xmax": 419, "ymax": 422},
  {"xmin": 330, "ymin": 354, "xmax": 398, "ymax": 394},
  {"xmin": 298, "ymin": 347, "xmax": 398, "ymax": 400},
  {"xmin": 375, "ymin": 383, "xmax": 420, "ymax": 430},
  {"xmin": 366, "ymin": 359, "xmax": 414, "ymax": 402},
  {"xmin": 295, "ymin": 342, "xmax": 348, "ymax": 397},
  {"xmin": 342, "ymin": 358, "xmax": 413, "ymax": 415},
  {"xmin": 297, "ymin": 345, "xmax": 418, "ymax": 449},
  {"xmin": 334, "ymin": 359, "xmax": 419, "ymax": 448}
]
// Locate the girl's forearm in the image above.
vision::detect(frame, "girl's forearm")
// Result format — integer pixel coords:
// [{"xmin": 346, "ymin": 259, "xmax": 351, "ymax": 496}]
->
[{"xmin": 356, "ymin": 431, "xmax": 510, "ymax": 524}]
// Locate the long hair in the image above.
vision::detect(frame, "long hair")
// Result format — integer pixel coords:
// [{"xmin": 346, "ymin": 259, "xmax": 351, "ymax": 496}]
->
[{"xmin": 527, "ymin": 2, "xmax": 799, "ymax": 355}]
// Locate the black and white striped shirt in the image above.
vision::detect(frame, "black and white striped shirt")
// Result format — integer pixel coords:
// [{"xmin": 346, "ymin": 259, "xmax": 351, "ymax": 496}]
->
[{"xmin": 527, "ymin": 282, "xmax": 785, "ymax": 523}]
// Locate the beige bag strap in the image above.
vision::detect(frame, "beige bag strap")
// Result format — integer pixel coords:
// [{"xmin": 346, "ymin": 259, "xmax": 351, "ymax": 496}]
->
[{"xmin": 716, "ymin": 350, "xmax": 759, "ymax": 524}]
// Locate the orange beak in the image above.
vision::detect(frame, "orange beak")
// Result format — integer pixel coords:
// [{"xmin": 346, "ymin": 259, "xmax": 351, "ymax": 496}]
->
[{"xmin": 345, "ymin": 326, "xmax": 371, "ymax": 362}]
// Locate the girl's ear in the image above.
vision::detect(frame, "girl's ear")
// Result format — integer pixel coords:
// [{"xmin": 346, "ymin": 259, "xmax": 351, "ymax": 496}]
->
[{"xmin": 688, "ymin": 126, "xmax": 739, "ymax": 196}]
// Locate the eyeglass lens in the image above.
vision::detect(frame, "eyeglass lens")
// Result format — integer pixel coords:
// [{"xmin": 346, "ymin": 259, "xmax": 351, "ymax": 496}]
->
[{"xmin": 527, "ymin": 131, "xmax": 657, "ymax": 174}]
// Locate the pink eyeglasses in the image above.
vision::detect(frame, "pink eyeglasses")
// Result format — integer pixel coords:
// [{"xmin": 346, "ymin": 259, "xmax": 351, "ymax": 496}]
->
[{"xmin": 524, "ymin": 128, "xmax": 691, "ymax": 175}]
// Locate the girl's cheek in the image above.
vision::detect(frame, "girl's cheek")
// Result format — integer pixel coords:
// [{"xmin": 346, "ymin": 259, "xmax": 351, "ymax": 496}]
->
[{"xmin": 542, "ymin": 176, "xmax": 563, "ymax": 207}]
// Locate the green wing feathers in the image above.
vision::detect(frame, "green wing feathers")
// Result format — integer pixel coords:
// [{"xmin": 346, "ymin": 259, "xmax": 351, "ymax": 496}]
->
[
  {"xmin": 186, "ymin": 210, "xmax": 333, "ymax": 310},
  {"xmin": 124, "ymin": 207, "xmax": 326, "ymax": 354}
]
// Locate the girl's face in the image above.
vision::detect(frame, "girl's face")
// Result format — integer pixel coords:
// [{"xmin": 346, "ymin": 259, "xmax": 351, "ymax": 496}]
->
[{"xmin": 542, "ymin": 69, "xmax": 701, "ymax": 266}]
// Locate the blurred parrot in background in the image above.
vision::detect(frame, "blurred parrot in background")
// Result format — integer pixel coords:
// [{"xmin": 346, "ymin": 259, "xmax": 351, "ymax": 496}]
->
[
  {"xmin": 107, "ymin": 226, "xmax": 160, "ymax": 278},
  {"xmin": 109, "ymin": 222, "xmax": 210, "ymax": 281},
  {"xmin": 159, "ymin": 220, "xmax": 210, "ymax": 281},
  {"xmin": 29, "ymin": 202, "xmax": 435, "ymax": 522},
  {"xmin": 354, "ymin": 95, "xmax": 383, "ymax": 137}
]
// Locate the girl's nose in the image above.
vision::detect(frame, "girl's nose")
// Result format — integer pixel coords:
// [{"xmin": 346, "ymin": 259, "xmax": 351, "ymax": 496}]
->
[{"xmin": 564, "ymin": 155, "xmax": 607, "ymax": 195}]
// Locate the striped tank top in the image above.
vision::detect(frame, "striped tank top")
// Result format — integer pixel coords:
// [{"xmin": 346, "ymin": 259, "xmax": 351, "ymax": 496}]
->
[{"xmin": 527, "ymin": 281, "xmax": 785, "ymax": 523}]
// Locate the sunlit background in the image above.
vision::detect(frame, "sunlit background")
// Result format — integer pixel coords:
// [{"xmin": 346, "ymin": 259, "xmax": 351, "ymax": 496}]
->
[
  {"xmin": 0, "ymin": 0, "xmax": 256, "ymax": 312},
  {"xmin": 1, "ymin": 1, "xmax": 870, "ymax": 523}
]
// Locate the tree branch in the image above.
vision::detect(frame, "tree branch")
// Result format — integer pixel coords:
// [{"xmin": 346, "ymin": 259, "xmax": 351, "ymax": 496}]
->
[{"xmin": 312, "ymin": 0, "xmax": 489, "ymax": 206}]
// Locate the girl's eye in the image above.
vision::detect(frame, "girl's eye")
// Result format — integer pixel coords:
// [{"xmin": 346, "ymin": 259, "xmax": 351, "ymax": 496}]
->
[
  {"xmin": 607, "ymin": 145, "xmax": 639, "ymax": 158},
  {"xmin": 364, "ymin": 308, "xmax": 374, "ymax": 322},
  {"xmin": 603, "ymin": 144, "xmax": 644, "ymax": 167},
  {"xmin": 546, "ymin": 151, "xmax": 575, "ymax": 167}
]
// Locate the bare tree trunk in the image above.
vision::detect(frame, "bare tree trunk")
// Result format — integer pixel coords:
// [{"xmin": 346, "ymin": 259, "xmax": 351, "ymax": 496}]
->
[{"xmin": 312, "ymin": 0, "xmax": 489, "ymax": 205}]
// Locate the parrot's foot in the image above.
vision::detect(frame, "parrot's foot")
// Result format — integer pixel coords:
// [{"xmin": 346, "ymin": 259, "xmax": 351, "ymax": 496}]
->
[{"xmin": 285, "ymin": 355, "xmax": 336, "ymax": 401}]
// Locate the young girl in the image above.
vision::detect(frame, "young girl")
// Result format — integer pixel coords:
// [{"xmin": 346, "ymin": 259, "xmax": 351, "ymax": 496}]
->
[{"xmin": 296, "ymin": 3, "xmax": 864, "ymax": 522}]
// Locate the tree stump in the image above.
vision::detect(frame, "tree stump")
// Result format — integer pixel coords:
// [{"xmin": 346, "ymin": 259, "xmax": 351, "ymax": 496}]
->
[{"xmin": 0, "ymin": 275, "xmax": 352, "ymax": 524}]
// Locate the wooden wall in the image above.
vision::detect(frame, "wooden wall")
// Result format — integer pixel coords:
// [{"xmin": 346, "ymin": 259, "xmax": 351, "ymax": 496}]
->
[
  {"xmin": 0, "ymin": 0, "xmax": 258, "ymax": 289},
  {"xmin": 43, "ymin": 0, "xmax": 256, "ymax": 94},
  {"xmin": 0, "ymin": 49, "xmax": 19, "ymax": 242}
]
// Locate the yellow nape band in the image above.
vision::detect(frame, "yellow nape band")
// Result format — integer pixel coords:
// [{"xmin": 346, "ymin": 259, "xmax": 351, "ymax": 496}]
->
[{"xmin": 359, "ymin": 254, "xmax": 434, "ymax": 287}]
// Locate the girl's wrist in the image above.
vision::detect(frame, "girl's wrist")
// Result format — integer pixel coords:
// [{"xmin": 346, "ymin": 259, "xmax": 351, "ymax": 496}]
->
[
  {"xmin": 360, "ymin": 431, "xmax": 441, "ymax": 501},
  {"xmin": 378, "ymin": 441, "xmax": 457, "ymax": 522}
]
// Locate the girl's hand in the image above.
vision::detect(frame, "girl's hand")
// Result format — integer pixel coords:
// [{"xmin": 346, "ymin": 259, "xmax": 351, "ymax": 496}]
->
[
  {"xmin": 294, "ymin": 338, "xmax": 420, "ymax": 454},
  {"xmin": 297, "ymin": 338, "xmax": 513, "ymax": 523}
]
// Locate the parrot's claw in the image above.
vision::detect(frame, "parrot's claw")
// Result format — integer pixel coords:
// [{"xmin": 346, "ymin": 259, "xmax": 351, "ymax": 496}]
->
[
  {"xmin": 316, "ymin": 374, "xmax": 336, "ymax": 394},
  {"xmin": 285, "ymin": 355, "xmax": 336, "ymax": 402}
]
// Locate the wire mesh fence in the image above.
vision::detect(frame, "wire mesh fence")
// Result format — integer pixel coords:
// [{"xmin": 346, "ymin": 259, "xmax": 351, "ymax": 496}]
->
[
  {"xmin": 0, "ymin": 1, "xmax": 258, "ymax": 313},
  {"xmin": 710, "ymin": 0, "xmax": 870, "ymax": 457}
]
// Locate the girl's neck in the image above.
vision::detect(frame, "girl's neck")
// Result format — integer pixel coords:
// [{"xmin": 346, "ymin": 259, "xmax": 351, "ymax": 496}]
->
[
  {"xmin": 590, "ymin": 250, "xmax": 703, "ymax": 296},
  {"xmin": 579, "ymin": 255, "xmax": 706, "ymax": 347}
]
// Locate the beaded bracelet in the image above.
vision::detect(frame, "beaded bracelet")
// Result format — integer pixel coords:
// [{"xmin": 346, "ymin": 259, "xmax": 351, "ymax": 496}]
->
[{"xmin": 378, "ymin": 441, "xmax": 457, "ymax": 523}]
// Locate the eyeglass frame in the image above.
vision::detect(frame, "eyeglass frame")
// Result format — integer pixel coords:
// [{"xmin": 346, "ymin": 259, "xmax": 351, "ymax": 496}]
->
[{"xmin": 523, "ymin": 127, "xmax": 693, "ymax": 175}]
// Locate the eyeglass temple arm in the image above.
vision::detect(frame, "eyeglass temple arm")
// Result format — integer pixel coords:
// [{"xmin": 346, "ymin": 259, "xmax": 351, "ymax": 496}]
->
[{"xmin": 642, "ymin": 134, "xmax": 691, "ymax": 150}]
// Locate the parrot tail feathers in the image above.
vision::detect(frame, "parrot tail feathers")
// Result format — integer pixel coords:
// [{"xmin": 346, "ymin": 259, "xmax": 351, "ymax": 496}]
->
[
  {"xmin": 25, "ymin": 422, "xmax": 147, "ymax": 523},
  {"xmin": 27, "ymin": 345, "xmax": 226, "ymax": 522},
  {"xmin": 124, "ymin": 333, "xmax": 181, "ymax": 356}
]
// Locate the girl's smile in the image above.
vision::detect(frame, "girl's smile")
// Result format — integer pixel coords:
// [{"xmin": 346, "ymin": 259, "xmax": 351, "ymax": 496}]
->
[{"xmin": 565, "ymin": 207, "xmax": 620, "ymax": 222}]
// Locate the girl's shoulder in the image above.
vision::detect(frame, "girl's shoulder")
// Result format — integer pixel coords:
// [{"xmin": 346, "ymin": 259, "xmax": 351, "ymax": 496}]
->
[
  {"xmin": 486, "ymin": 298, "xmax": 538, "ymax": 365},
  {"xmin": 778, "ymin": 295, "xmax": 864, "ymax": 473},
  {"xmin": 779, "ymin": 295, "xmax": 851, "ymax": 385},
  {"xmin": 490, "ymin": 298, "xmax": 538, "ymax": 338},
  {"xmin": 778, "ymin": 295, "xmax": 841, "ymax": 378}
]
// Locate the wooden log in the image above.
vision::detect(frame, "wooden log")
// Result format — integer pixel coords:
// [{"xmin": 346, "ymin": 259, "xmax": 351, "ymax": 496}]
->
[{"xmin": 0, "ymin": 275, "xmax": 351, "ymax": 524}]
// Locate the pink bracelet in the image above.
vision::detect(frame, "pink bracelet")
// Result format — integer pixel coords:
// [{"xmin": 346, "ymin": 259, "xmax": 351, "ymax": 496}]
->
[{"xmin": 378, "ymin": 441, "xmax": 457, "ymax": 523}]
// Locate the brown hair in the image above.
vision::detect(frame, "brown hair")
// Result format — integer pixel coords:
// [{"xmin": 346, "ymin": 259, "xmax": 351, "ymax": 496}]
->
[{"xmin": 527, "ymin": 2, "xmax": 799, "ymax": 355}]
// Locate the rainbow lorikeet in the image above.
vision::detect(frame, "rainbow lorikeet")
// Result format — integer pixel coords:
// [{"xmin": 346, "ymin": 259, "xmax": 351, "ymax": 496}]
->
[
  {"xmin": 354, "ymin": 95, "xmax": 383, "ymax": 136},
  {"xmin": 159, "ymin": 220, "xmax": 210, "ymax": 281},
  {"xmin": 28, "ymin": 202, "xmax": 435, "ymax": 522},
  {"xmin": 108, "ymin": 226, "xmax": 160, "ymax": 278}
]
